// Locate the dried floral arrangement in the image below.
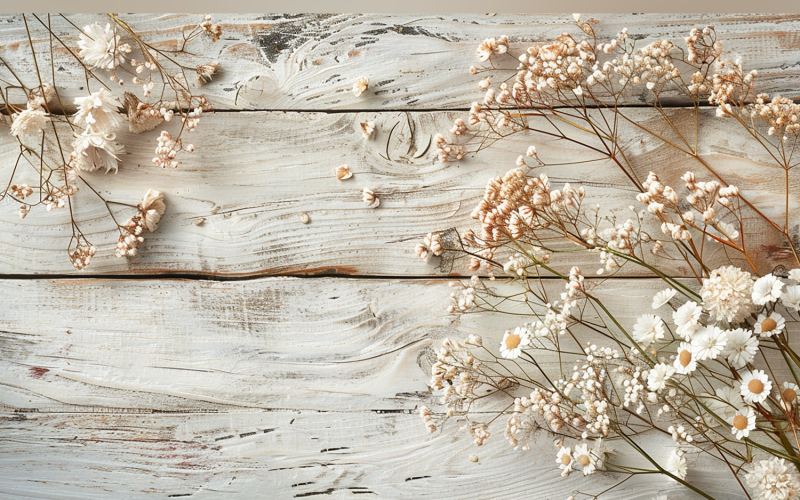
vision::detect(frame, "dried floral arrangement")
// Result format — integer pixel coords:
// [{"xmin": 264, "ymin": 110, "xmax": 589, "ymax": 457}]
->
[
  {"xmin": 0, "ymin": 14, "xmax": 222, "ymax": 269},
  {"xmin": 416, "ymin": 15, "xmax": 800, "ymax": 500}
]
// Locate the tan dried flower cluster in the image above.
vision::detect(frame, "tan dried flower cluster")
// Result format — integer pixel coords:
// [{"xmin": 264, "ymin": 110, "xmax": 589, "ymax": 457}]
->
[{"xmin": 115, "ymin": 190, "xmax": 166, "ymax": 258}]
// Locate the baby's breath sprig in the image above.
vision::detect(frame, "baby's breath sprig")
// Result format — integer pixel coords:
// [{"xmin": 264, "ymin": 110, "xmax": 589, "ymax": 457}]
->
[{"xmin": 417, "ymin": 16, "xmax": 800, "ymax": 500}]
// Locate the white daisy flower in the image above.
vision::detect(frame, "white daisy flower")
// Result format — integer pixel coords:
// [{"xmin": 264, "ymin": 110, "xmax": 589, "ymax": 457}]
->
[
  {"xmin": 753, "ymin": 273, "xmax": 784, "ymax": 306},
  {"xmin": 666, "ymin": 447, "xmax": 687, "ymax": 480},
  {"xmin": 632, "ymin": 314, "xmax": 665, "ymax": 346},
  {"xmin": 690, "ymin": 326, "xmax": 727, "ymax": 361},
  {"xmin": 556, "ymin": 446, "xmax": 573, "ymax": 476},
  {"xmin": 70, "ymin": 125, "xmax": 124, "ymax": 173},
  {"xmin": 673, "ymin": 301, "xmax": 703, "ymax": 340},
  {"xmin": 10, "ymin": 108, "xmax": 49, "ymax": 137},
  {"xmin": 499, "ymin": 326, "xmax": 530, "ymax": 359},
  {"xmin": 652, "ymin": 288, "xmax": 676, "ymax": 309},
  {"xmin": 790, "ymin": 269, "xmax": 800, "ymax": 282},
  {"xmin": 573, "ymin": 443, "xmax": 596, "ymax": 475},
  {"xmin": 723, "ymin": 328, "xmax": 758, "ymax": 369},
  {"xmin": 754, "ymin": 312, "xmax": 785, "ymax": 338},
  {"xmin": 673, "ymin": 342, "xmax": 697, "ymax": 374},
  {"xmin": 730, "ymin": 406, "xmax": 756, "ymax": 440},
  {"xmin": 781, "ymin": 285, "xmax": 800, "ymax": 312},
  {"xmin": 78, "ymin": 23, "xmax": 131, "ymax": 70},
  {"xmin": 73, "ymin": 88, "xmax": 123, "ymax": 133},
  {"xmin": 781, "ymin": 382, "xmax": 799, "ymax": 411},
  {"xmin": 740, "ymin": 369, "xmax": 772, "ymax": 405},
  {"xmin": 647, "ymin": 363, "xmax": 676, "ymax": 392}
]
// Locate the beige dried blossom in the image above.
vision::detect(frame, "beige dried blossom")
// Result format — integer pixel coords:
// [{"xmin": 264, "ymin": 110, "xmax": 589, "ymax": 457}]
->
[
  {"xmin": 69, "ymin": 242, "xmax": 97, "ymax": 270},
  {"xmin": 115, "ymin": 189, "xmax": 166, "ymax": 258},
  {"xmin": 70, "ymin": 125, "xmax": 124, "ymax": 173},
  {"xmin": 123, "ymin": 92, "xmax": 163, "ymax": 134},
  {"xmin": 10, "ymin": 108, "xmax": 49, "ymax": 138},
  {"xmin": 196, "ymin": 61, "xmax": 220, "ymax": 84},
  {"xmin": 362, "ymin": 187, "xmax": 380, "ymax": 208},
  {"xmin": 78, "ymin": 23, "xmax": 131, "ymax": 70},
  {"xmin": 360, "ymin": 121, "xmax": 375, "ymax": 140},
  {"xmin": 200, "ymin": 15, "xmax": 223, "ymax": 42},
  {"xmin": 335, "ymin": 165, "xmax": 353, "ymax": 180},
  {"xmin": 700, "ymin": 265, "xmax": 753, "ymax": 323},
  {"xmin": 415, "ymin": 232, "xmax": 443, "ymax": 262},
  {"xmin": 477, "ymin": 36, "xmax": 508, "ymax": 61},
  {"xmin": 352, "ymin": 76, "xmax": 370, "ymax": 97},
  {"xmin": 74, "ymin": 88, "xmax": 124, "ymax": 132}
]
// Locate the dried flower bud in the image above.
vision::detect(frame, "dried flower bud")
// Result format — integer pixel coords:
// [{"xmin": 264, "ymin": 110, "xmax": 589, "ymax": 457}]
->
[
  {"xmin": 362, "ymin": 187, "xmax": 380, "ymax": 208},
  {"xmin": 336, "ymin": 165, "xmax": 353, "ymax": 180}
]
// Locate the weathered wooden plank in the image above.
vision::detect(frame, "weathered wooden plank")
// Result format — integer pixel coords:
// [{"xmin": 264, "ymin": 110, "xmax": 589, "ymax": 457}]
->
[
  {"xmin": 0, "ymin": 277, "xmax": 751, "ymax": 499},
  {"xmin": 0, "ymin": 108, "xmax": 794, "ymax": 277},
  {"xmin": 1, "ymin": 13, "xmax": 799, "ymax": 111},
  {"xmin": 0, "ymin": 276, "xmax": 760, "ymax": 414},
  {"xmin": 0, "ymin": 410, "xmax": 740, "ymax": 500}
]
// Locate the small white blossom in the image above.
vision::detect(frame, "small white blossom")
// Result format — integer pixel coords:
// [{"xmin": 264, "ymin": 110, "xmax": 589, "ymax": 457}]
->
[
  {"xmin": 753, "ymin": 274, "xmax": 784, "ymax": 306},
  {"xmin": 78, "ymin": 23, "xmax": 131, "ymax": 70},
  {"xmin": 740, "ymin": 369, "xmax": 772, "ymax": 405},
  {"xmin": 652, "ymin": 288, "xmax": 676, "ymax": 309}
]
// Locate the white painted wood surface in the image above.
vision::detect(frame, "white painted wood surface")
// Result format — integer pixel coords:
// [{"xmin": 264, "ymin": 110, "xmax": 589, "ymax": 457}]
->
[
  {"xmin": 1, "ymin": 12, "xmax": 798, "ymax": 500},
  {"xmin": 1, "ymin": 14, "xmax": 799, "ymax": 110},
  {"xmin": 0, "ymin": 278, "xmax": 749, "ymax": 499},
  {"xmin": 0, "ymin": 108, "xmax": 795, "ymax": 277}
]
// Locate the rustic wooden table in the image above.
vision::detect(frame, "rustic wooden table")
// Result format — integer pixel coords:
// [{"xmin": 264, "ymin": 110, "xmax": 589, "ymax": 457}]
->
[{"xmin": 1, "ymin": 13, "xmax": 799, "ymax": 499}]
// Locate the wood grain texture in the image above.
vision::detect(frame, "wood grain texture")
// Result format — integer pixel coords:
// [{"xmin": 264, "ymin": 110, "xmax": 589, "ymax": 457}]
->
[
  {"xmin": 0, "ymin": 108, "xmax": 795, "ymax": 277},
  {"xmin": 0, "ymin": 13, "xmax": 799, "ymax": 111},
  {"xmin": 0, "ymin": 411, "xmax": 743, "ymax": 500},
  {"xmin": 0, "ymin": 277, "xmax": 748, "ymax": 499},
  {"xmin": 2, "ymin": 13, "xmax": 798, "ymax": 500}
]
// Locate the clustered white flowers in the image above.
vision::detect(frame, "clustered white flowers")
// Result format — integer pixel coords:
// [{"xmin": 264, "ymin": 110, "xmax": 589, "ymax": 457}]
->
[
  {"xmin": 417, "ymin": 17, "xmax": 800, "ymax": 500},
  {"xmin": 2, "ymin": 15, "xmax": 220, "ymax": 269}
]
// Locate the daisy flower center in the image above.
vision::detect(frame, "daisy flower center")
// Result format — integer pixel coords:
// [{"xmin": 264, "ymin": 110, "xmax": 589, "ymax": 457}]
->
[
  {"xmin": 784, "ymin": 388, "xmax": 797, "ymax": 402},
  {"xmin": 505, "ymin": 334, "xmax": 521, "ymax": 349},
  {"xmin": 560, "ymin": 454, "xmax": 571, "ymax": 465},
  {"xmin": 679, "ymin": 350, "xmax": 692, "ymax": 367},
  {"xmin": 733, "ymin": 414, "xmax": 748, "ymax": 430},
  {"xmin": 576, "ymin": 454, "xmax": 591, "ymax": 466},
  {"xmin": 748, "ymin": 379, "xmax": 765, "ymax": 394},
  {"xmin": 761, "ymin": 318, "xmax": 777, "ymax": 332}
]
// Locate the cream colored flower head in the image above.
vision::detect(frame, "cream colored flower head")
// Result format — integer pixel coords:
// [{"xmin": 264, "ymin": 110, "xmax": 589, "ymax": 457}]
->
[
  {"xmin": 10, "ymin": 108, "xmax": 49, "ymax": 138},
  {"xmin": 723, "ymin": 328, "xmax": 758, "ymax": 369},
  {"xmin": 499, "ymin": 326, "xmax": 530, "ymax": 359},
  {"xmin": 673, "ymin": 301, "xmax": 703, "ymax": 340},
  {"xmin": 647, "ymin": 363, "xmax": 675, "ymax": 392},
  {"xmin": 652, "ymin": 288, "xmax": 676, "ymax": 309},
  {"xmin": 700, "ymin": 265, "xmax": 753, "ymax": 323},
  {"xmin": 730, "ymin": 406, "xmax": 756, "ymax": 440},
  {"xmin": 752, "ymin": 273, "xmax": 784, "ymax": 306},
  {"xmin": 667, "ymin": 447, "xmax": 687, "ymax": 480},
  {"xmin": 632, "ymin": 314, "xmax": 665, "ymax": 346},
  {"xmin": 781, "ymin": 284, "xmax": 800, "ymax": 312},
  {"xmin": 740, "ymin": 369, "xmax": 772, "ymax": 405},
  {"xmin": 572, "ymin": 443, "xmax": 597, "ymax": 476},
  {"xmin": 74, "ymin": 88, "xmax": 123, "ymax": 133},
  {"xmin": 754, "ymin": 312, "xmax": 785, "ymax": 338},
  {"xmin": 70, "ymin": 125, "xmax": 123, "ymax": 173},
  {"xmin": 673, "ymin": 342, "xmax": 697, "ymax": 374},
  {"xmin": 140, "ymin": 189, "xmax": 166, "ymax": 232},
  {"xmin": 781, "ymin": 382, "xmax": 799, "ymax": 411},
  {"xmin": 78, "ymin": 23, "xmax": 131, "ymax": 70},
  {"xmin": 690, "ymin": 326, "xmax": 727, "ymax": 361}
]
